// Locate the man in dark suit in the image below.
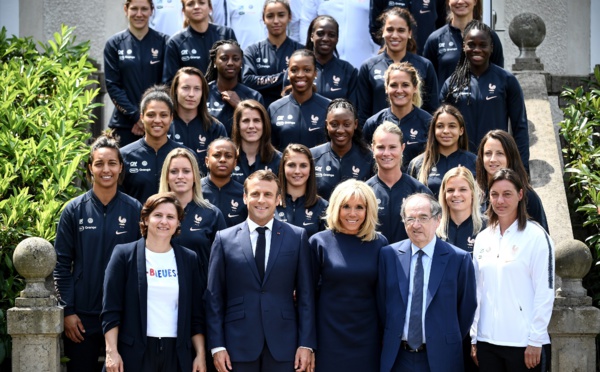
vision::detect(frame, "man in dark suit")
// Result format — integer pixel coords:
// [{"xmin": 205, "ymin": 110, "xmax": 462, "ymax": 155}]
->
[
  {"xmin": 206, "ymin": 170, "xmax": 316, "ymax": 372},
  {"xmin": 377, "ymin": 193, "xmax": 477, "ymax": 372}
]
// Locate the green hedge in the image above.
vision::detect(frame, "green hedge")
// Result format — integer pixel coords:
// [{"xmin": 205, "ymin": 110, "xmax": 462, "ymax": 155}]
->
[
  {"xmin": 559, "ymin": 65, "xmax": 600, "ymax": 304},
  {"xmin": 0, "ymin": 25, "xmax": 100, "ymax": 363}
]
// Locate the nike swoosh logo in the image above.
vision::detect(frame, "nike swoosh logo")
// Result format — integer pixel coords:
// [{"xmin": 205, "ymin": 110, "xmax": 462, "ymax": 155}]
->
[
  {"xmin": 190, "ymin": 228, "xmax": 202, "ymax": 231},
  {"xmin": 197, "ymin": 149, "xmax": 207, "ymax": 153},
  {"xmin": 406, "ymin": 141, "xmax": 418, "ymax": 145},
  {"xmin": 116, "ymin": 231, "xmax": 128, "ymax": 235},
  {"xmin": 228, "ymin": 214, "xmax": 239, "ymax": 218},
  {"xmin": 330, "ymin": 88, "xmax": 342, "ymax": 91},
  {"xmin": 486, "ymin": 96, "xmax": 497, "ymax": 100},
  {"xmin": 420, "ymin": 9, "xmax": 430, "ymax": 13},
  {"xmin": 302, "ymin": 222, "xmax": 314, "ymax": 226},
  {"xmin": 150, "ymin": 60, "xmax": 160, "ymax": 64},
  {"xmin": 308, "ymin": 127, "xmax": 321, "ymax": 132}
]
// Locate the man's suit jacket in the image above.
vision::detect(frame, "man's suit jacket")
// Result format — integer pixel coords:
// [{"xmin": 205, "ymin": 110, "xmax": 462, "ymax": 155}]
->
[
  {"xmin": 377, "ymin": 238, "xmax": 476, "ymax": 372},
  {"xmin": 102, "ymin": 238, "xmax": 205, "ymax": 371},
  {"xmin": 205, "ymin": 219, "xmax": 316, "ymax": 362}
]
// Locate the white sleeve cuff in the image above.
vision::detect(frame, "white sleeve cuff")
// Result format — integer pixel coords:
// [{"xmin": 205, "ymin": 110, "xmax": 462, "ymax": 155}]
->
[
  {"xmin": 299, "ymin": 346, "xmax": 313, "ymax": 353},
  {"xmin": 211, "ymin": 347, "xmax": 226, "ymax": 356}
]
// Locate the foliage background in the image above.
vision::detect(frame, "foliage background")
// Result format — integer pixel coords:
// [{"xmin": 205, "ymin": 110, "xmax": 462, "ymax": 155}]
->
[
  {"xmin": 559, "ymin": 65, "xmax": 600, "ymax": 305},
  {"xmin": 0, "ymin": 25, "xmax": 99, "ymax": 365}
]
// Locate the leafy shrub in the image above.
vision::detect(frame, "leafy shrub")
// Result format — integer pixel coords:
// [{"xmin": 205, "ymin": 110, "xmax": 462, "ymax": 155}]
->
[
  {"xmin": 559, "ymin": 65, "xmax": 600, "ymax": 303},
  {"xmin": 0, "ymin": 25, "xmax": 100, "ymax": 363}
]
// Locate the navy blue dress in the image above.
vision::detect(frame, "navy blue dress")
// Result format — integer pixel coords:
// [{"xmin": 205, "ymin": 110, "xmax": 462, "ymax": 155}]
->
[{"xmin": 309, "ymin": 230, "xmax": 388, "ymax": 371}]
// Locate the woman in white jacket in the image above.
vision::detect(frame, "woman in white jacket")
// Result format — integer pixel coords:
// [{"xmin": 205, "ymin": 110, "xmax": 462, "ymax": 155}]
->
[{"xmin": 471, "ymin": 168, "xmax": 554, "ymax": 372}]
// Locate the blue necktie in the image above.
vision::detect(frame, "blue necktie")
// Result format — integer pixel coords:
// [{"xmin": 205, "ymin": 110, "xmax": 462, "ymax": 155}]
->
[
  {"xmin": 255, "ymin": 227, "xmax": 267, "ymax": 281},
  {"xmin": 408, "ymin": 250, "xmax": 424, "ymax": 349}
]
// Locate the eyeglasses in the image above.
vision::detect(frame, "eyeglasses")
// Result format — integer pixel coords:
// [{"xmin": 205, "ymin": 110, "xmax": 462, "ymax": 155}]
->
[{"xmin": 403, "ymin": 215, "xmax": 435, "ymax": 225}]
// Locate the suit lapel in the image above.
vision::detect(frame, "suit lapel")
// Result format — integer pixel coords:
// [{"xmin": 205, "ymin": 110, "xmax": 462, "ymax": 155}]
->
[
  {"xmin": 239, "ymin": 222, "xmax": 261, "ymax": 283},
  {"xmin": 136, "ymin": 238, "xmax": 148, "ymax": 343},
  {"xmin": 426, "ymin": 239, "xmax": 450, "ymax": 310},
  {"xmin": 395, "ymin": 241, "xmax": 411, "ymax": 307},
  {"xmin": 263, "ymin": 220, "xmax": 283, "ymax": 284}
]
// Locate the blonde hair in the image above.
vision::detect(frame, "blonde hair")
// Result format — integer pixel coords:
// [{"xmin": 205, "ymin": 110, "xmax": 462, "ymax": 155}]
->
[
  {"xmin": 372, "ymin": 121, "xmax": 404, "ymax": 172},
  {"xmin": 159, "ymin": 148, "xmax": 210, "ymax": 208},
  {"xmin": 436, "ymin": 166, "xmax": 484, "ymax": 239},
  {"xmin": 326, "ymin": 179, "xmax": 379, "ymax": 242},
  {"xmin": 372, "ymin": 120, "xmax": 404, "ymax": 145},
  {"xmin": 384, "ymin": 61, "xmax": 422, "ymax": 108}
]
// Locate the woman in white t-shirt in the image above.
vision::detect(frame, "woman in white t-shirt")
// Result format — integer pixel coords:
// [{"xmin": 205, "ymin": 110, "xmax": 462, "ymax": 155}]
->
[{"xmin": 102, "ymin": 192, "xmax": 207, "ymax": 372}]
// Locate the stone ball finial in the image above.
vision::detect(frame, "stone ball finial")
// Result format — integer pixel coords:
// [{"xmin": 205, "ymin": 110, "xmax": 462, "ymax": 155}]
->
[
  {"xmin": 13, "ymin": 237, "xmax": 56, "ymax": 298},
  {"xmin": 509, "ymin": 13, "xmax": 546, "ymax": 71},
  {"xmin": 555, "ymin": 239, "xmax": 593, "ymax": 279},
  {"xmin": 509, "ymin": 13, "xmax": 546, "ymax": 50}
]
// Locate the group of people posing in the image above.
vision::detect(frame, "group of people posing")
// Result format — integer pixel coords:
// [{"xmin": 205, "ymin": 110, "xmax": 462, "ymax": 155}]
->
[{"xmin": 52, "ymin": 0, "xmax": 555, "ymax": 371}]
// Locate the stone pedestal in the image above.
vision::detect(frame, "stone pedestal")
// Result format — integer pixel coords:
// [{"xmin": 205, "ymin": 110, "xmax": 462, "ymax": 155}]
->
[
  {"xmin": 7, "ymin": 237, "xmax": 63, "ymax": 372},
  {"xmin": 549, "ymin": 239, "xmax": 600, "ymax": 372},
  {"xmin": 509, "ymin": 13, "xmax": 546, "ymax": 71}
]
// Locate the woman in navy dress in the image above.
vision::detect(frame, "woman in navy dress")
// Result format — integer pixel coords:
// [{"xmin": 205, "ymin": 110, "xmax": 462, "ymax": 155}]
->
[
  {"xmin": 230, "ymin": 99, "xmax": 281, "ymax": 184},
  {"xmin": 205, "ymin": 40, "xmax": 264, "ymax": 136},
  {"xmin": 475, "ymin": 130, "xmax": 548, "ymax": 232},
  {"xmin": 407, "ymin": 103, "xmax": 476, "ymax": 197},
  {"xmin": 276, "ymin": 143, "xmax": 328, "ymax": 237},
  {"xmin": 311, "ymin": 98, "xmax": 374, "ymax": 200},
  {"xmin": 309, "ymin": 179, "xmax": 388, "ymax": 371}
]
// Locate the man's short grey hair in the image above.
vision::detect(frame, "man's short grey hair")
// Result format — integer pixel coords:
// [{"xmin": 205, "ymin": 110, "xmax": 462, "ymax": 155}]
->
[{"xmin": 400, "ymin": 193, "xmax": 442, "ymax": 219}]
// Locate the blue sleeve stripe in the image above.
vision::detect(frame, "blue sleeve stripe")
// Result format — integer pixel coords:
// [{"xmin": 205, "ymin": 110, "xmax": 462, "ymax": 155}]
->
[{"xmin": 542, "ymin": 230, "xmax": 554, "ymax": 289}]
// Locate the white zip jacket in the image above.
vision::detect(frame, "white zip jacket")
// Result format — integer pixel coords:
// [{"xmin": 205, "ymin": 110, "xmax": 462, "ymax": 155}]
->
[{"xmin": 471, "ymin": 219, "xmax": 555, "ymax": 347}]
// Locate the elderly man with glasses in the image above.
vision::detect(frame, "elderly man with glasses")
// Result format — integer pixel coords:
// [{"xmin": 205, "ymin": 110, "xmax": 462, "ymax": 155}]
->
[{"xmin": 377, "ymin": 193, "xmax": 477, "ymax": 372}]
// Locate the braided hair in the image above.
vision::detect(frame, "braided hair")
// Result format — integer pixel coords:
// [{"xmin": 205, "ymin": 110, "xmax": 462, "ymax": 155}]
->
[
  {"xmin": 205, "ymin": 39, "xmax": 243, "ymax": 83},
  {"xmin": 444, "ymin": 20, "xmax": 493, "ymax": 104}
]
